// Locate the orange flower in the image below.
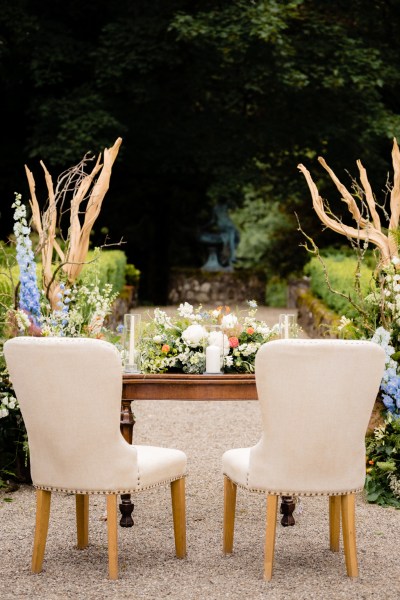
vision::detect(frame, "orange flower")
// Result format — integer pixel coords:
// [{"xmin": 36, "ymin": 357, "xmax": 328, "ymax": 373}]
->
[
  {"xmin": 229, "ymin": 336, "xmax": 239, "ymax": 348},
  {"xmin": 161, "ymin": 344, "xmax": 170, "ymax": 353},
  {"xmin": 368, "ymin": 460, "xmax": 374, "ymax": 465},
  {"xmin": 246, "ymin": 327, "xmax": 255, "ymax": 335}
]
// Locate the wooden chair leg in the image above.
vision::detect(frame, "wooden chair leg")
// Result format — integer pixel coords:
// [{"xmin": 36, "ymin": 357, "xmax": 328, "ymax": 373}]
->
[
  {"xmin": 223, "ymin": 476, "xmax": 237, "ymax": 554},
  {"xmin": 264, "ymin": 494, "xmax": 278, "ymax": 582},
  {"xmin": 329, "ymin": 496, "xmax": 341, "ymax": 552},
  {"xmin": 341, "ymin": 493, "xmax": 358, "ymax": 578},
  {"xmin": 171, "ymin": 477, "xmax": 187, "ymax": 558},
  {"xmin": 32, "ymin": 490, "xmax": 51, "ymax": 573},
  {"xmin": 106, "ymin": 494, "xmax": 118, "ymax": 580},
  {"xmin": 76, "ymin": 494, "xmax": 89, "ymax": 549}
]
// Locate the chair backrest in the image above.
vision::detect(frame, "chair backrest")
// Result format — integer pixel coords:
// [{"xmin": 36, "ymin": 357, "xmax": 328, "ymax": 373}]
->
[
  {"xmin": 250, "ymin": 339, "xmax": 385, "ymax": 494},
  {"xmin": 4, "ymin": 337, "xmax": 138, "ymax": 493}
]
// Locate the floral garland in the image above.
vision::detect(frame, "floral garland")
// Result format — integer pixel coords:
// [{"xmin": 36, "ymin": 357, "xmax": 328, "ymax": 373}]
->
[{"xmin": 139, "ymin": 301, "xmax": 279, "ymax": 374}]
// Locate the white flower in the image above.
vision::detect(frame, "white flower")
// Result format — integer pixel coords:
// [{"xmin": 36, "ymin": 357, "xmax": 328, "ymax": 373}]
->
[
  {"xmin": 224, "ymin": 355, "xmax": 234, "ymax": 367},
  {"xmin": 221, "ymin": 314, "xmax": 238, "ymax": 329},
  {"xmin": 154, "ymin": 308, "xmax": 174, "ymax": 329},
  {"xmin": 248, "ymin": 300, "xmax": 258, "ymax": 308},
  {"xmin": 211, "ymin": 310, "xmax": 220, "ymax": 318},
  {"xmin": 0, "ymin": 407, "xmax": 9, "ymax": 419},
  {"xmin": 337, "ymin": 315, "xmax": 352, "ymax": 331},
  {"xmin": 177, "ymin": 302, "xmax": 194, "ymax": 318},
  {"xmin": 209, "ymin": 330, "xmax": 230, "ymax": 355},
  {"xmin": 181, "ymin": 324, "xmax": 208, "ymax": 348},
  {"xmin": 392, "ymin": 256, "xmax": 400, "ymax": 265},
  {"xmin": 153, "ymin": 335, "xmax": 163, "ymax": 343}
]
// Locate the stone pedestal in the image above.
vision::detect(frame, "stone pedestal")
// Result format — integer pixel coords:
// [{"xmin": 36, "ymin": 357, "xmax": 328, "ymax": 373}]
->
[{"xmin": 167, "ymin": 268, "xmax": 266, "ymax": 305}]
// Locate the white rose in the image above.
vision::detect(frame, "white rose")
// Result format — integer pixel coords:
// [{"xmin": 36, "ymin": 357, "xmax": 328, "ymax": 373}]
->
[
  {"xmin": 181, "ymin": 324, "xmax": 208, "ymax": 348},
  {"xmin": 221, "ymin": 314, "xmax": 238, "ymax": 329}
]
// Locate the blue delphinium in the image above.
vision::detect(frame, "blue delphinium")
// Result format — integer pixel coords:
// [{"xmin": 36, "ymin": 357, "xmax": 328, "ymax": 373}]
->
[
  {"xmin": 372, "ymin": 327, "xmax": 400, "ymax": 417},
  {"xmin": 381, "ymin": 375, "xmax": 400, "ymax": 415},
  {"xmin": 12, "ymin": 193, "xmax": 41, "ymax": 327}
]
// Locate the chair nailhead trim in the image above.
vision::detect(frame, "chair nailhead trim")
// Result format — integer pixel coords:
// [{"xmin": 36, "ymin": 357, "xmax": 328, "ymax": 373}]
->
[
  {"xmin": 223, "ymin": 475, "xmax": 362, "ymax": 496},
  {"xmin": 34, "ymin": 473, "xmax": 188, "ymax": 495}
]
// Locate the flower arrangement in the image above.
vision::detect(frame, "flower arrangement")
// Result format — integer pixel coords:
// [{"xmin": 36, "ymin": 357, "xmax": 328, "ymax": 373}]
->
[
  {"xmin": 299, "ymin": 140, "xmax": 400, "ymax": 507},
  {"xmin": 4, "ymin": 195, "xmax": 118, "ymax": 340},
  {"xmin": 1, "ymin": 191, "xmax": 121, "ymax": 485},
  {"xmin": 139, "ymin": 301, "xmax": 279, "ymax": 374},
  {"xmin": 365, "ymin": 413, "xmax": 400, "ymax": 508}
]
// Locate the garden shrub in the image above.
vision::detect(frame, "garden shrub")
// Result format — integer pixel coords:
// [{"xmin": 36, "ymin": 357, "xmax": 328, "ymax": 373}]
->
[
  {"xmin": 304, "ymin": 254, "xmax": 374, "ymax": 318},
  {"xmin": 79, "ymin": 249, "xmax": 128, "ymax": 294}
]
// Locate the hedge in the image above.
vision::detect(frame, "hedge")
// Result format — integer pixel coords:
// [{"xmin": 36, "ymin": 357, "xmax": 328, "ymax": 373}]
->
[
  {"xmin": 304, "ymin": 255, "xmax": 374, "ymax": 318},
  {"xmin": 0, "ymin": 249, "xmax": 128, "ymax": 307}
]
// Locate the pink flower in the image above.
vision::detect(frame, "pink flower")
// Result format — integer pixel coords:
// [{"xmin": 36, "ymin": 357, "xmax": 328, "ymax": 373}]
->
[
  {"xmin": 161, "ymin": 344, "xmax": 170, "ymax": 353},
  {"xmin": 246, "ymin": 327, "xmax": 255, "ymax": 335},
  {"xmin": 229, "ymin": 336, "xmax": 239, "ymax": 348}
]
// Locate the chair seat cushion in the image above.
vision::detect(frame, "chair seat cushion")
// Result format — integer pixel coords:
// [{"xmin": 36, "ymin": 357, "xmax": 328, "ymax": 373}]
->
[
  {"xmin": 222, "ymin": 447, "xmax": 251, "ymax": 488},
  {"xmin": 135, "ymin": 445, "xmax": 187, "ymax": 490}
]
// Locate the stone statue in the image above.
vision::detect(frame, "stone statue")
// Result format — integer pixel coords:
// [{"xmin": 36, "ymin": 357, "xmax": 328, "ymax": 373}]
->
[{"xmin": 199, "ymin": 202, "xmax": 240, "ymax": 272}]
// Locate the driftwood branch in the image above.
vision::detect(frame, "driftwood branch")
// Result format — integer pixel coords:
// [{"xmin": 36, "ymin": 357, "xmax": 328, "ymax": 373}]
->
[
  {"xmin": 295, "ymin": 213, "xmax": 373, "ymax": 331},
  {"xmin": 25, "ymin": 138, "xmax": 122, "ymax": 308},
  {"xmin": 298, "ymin": 138, "xmax": 400, "ymax": 267}
]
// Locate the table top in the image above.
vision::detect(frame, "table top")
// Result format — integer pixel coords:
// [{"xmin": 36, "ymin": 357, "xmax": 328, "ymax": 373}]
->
[{"xmin": 122, "ymin": 372, "xmax": 258, "ymax": 401}]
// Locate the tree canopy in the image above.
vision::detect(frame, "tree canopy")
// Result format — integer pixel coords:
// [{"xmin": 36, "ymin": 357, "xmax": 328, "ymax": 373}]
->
[{"xmin": 1, "ymin": 0, "xmax": 400, "ymax": 301}]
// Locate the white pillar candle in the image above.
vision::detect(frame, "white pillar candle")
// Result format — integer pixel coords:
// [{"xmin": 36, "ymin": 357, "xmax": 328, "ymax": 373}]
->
[{"xmin": 206, "ymin": 345, "xmax": 221, "ymax": 373}]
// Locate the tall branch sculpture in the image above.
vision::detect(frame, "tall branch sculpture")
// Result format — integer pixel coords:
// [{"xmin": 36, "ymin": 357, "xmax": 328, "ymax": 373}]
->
[
  {"xmin": 24, "ymin": 138, "xmax": 122, "ymax": 309},
  {"xmin": 298, "ymin": 138, "xmax": 400, "ymax": 268}
]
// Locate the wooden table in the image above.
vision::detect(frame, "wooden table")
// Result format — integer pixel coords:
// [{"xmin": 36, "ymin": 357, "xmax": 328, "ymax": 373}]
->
[{"xmin": 120, "ymin": 372, "xmax": 296, "ymax": 527}]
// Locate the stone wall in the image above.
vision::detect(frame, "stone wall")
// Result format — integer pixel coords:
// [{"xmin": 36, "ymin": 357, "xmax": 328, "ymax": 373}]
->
[
  {"xmin": 288, "ymin": 278, "xmax": 340, "ymax": 339},
  {"xmin": 167, "ymin": 268, "xmax": 266, "ymax": 305},
  {"xmin": 106, "ymin": 285, "xmax": 138, "ymax": 329}
]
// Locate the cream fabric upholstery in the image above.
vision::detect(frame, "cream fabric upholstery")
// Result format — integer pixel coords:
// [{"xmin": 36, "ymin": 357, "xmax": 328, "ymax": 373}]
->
[
  {"xmin": 4, "ymin": 336, "xmax": 187, "ymax": 492},
  {"xmin": 4, "ymin": 336, "xmax": 187, "ymax": 580},
  {"xmin": 222, "ymin": 339, "xmax": 386, "ymax": 580},
  {"xmin": 223, "ymin": 339, "xmax": 385, "ymax": 495}
]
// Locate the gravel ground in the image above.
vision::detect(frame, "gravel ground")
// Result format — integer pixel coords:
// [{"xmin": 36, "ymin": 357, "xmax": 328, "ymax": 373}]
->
[
  {"xmin": 1, "ymin": 399, "xmax": 400, "ymax": 600},
  {"xmin": 1, "ymin": 308, "xmax": 400, "ymax": 599}
]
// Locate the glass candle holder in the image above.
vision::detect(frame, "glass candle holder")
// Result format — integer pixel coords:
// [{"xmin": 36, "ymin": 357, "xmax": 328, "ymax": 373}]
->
[
  {"xmin": 123, "ymin": 313, "xmax": 141, "ymax": 373},
  {"xmin": 279, "ymin": 313, "xmax": 297, "ymax": 339},
  {"xmin": 204, "ymin": 325, "xmax": 226, "ymax": 374}
]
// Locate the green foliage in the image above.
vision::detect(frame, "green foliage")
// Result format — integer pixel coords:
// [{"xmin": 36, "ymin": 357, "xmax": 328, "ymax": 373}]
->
[
  {"xmin": 365, "ymin": 415, "xmax": 400, "ymax": 508},
  {"xmin": 265, "ymin": 277, "xmax": 288, "ymax": 308},
  {"xmin": 304, "ymin": 254, "xmax": 374, "ymax": 319},
  {"xmin": 2, "ymin": 1, "xmax": 400, "ymax": 301},
  {"xmin": 231, "ymin": 186, "xmax": 303, "ymax": 278},
  {"xmin": 125, "ymin": 263, "xmax": 141, "ymax": 287},
  {"xmin": 0, "ymin": 347, "xmax": 29, "ymax": 484},
  {"xmin": 79, "ymin": 249, "xmax": 128, "ymax": 295}
]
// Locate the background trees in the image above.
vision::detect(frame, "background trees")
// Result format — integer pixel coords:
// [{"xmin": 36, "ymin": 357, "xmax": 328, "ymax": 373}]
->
[{"xmin": 1, "ymin": 0, "xmax": 400, "ymax": 302}]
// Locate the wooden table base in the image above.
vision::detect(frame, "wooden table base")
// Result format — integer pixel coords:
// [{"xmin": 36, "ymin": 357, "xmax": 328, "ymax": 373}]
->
[{"xmin": 120, "ymin": 373, "xmax": 296, "ymax": 528}]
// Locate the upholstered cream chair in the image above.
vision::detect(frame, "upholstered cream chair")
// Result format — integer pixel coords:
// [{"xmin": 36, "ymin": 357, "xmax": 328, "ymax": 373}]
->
[
  {"xmin": 4, "ymin": 336, "xmax": 187, "ymax": 580},
  {"xmin": 222, "ymin": 339, "xmax": 385, "ymax": 581}
]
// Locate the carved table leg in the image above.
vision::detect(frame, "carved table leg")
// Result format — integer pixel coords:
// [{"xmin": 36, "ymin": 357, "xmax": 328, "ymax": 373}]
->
[
  {"xmin": 280, "ymin": 496, "xmax": 296, "ymax": 527},
  {"xmin": 119, "ymin": 398, "xmax": 135, "ymax": 527}
]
